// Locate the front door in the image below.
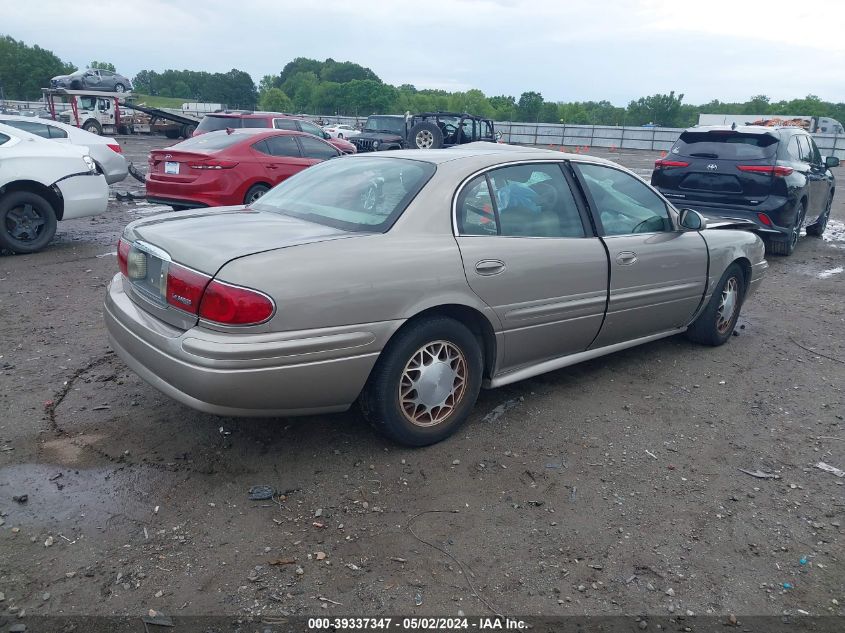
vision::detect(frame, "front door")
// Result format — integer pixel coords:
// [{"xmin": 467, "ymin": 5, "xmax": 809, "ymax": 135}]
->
[
  {"xmin": 572, "ymin": 162, "xmax": 708, "ymax": 347},
  {"xmin": 454, "ymin": 162, "xmax": 609, "ymax": 372}
]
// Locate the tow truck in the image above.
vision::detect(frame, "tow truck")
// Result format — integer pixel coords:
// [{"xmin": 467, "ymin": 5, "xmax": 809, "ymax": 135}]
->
[{"xmin": 42, "ymin": 88, "xmax": 204, "ymax": 138}]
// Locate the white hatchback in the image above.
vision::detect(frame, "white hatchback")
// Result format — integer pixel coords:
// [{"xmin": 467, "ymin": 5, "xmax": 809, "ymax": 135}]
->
[{"xmin": 0, "ymin": 122, "xmax": 109, "ymax": 253}]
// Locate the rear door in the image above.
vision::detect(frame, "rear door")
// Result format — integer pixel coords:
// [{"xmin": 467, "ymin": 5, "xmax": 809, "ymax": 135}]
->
[
  {"xmin": 454, "ymin": 162, "xmax": 609, "ymax": 372},
  {"xmin": 573, "ymin": 162, "xmax": 708, "ymax": 347},
  {"xmin": 653, "ymin": 130, "xmax": 780, "ymax": 208},
  {"xmin": 798, "ymin": 134, "xmax": 829, "ymax": 215},
  {"xmin": 252, "ymin": 135, "xmax": 311, "ymax": 183}
]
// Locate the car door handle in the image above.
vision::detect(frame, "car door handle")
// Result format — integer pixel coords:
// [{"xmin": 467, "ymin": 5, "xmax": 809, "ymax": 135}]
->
[
  {"xmin": 266, "ymin": 164, "xmax": 279, "ymax": 169},
  {"xmin": 615, "ymin": 251, "xmax": 638, "ymax": 265},
  {"xmin": 475, "ymin": 259, "xmax": 506, "ymax": 276}
]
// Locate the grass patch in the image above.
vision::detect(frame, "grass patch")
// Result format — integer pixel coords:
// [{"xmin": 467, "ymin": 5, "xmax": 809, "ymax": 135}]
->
[{"xmin": 128, "ymin": 94, "xmax": 186, "ymax": 109}]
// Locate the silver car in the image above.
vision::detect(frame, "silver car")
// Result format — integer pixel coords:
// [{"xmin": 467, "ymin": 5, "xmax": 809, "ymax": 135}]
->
[
  {"xmin": 104, "ymin": 145, "xmax": 767, "ymax": 446},
  {"xmin": 0, "ymin": 115, "xmax": 128, "ymax": 184},
  {"xmin": 51, "ymin": 68, "xmax": 133, "ymax": 93}
]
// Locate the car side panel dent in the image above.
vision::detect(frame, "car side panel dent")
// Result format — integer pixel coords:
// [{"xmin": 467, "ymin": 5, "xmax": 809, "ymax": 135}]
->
[{"xmin": 697, "ymin": 229, "xmax": 766, "ymax": 305}]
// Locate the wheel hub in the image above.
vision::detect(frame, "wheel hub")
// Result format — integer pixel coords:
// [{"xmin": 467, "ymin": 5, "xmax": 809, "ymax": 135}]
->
[
  {"xmin": 716, "ymin": 277, "xmax": 738, "ymax": 334},
  {"xmin": 399, "ymin": 341, "xmax": 467, "ymax": 427},
  {"xmin": 416, "ymin": 130, "xmax": 433, "ymax": 149}
]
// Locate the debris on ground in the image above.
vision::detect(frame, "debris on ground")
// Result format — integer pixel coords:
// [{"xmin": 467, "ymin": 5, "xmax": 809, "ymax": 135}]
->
[
  {"xmin": 248, "ymin": 485, "xmax": 275, "ymax": 501},
  {"xmin": 739, "ymin": 468, "xmax": 781, "ymax": 480},
  {"xmin": 269, "ymin": 558, "xmax": 296, "ymax": 566},
  {"xmin": 814, "ymin": 462, "xmax": 845, "ymax": 478},
  {"xmin": 482, "ymin": 397, "xmax": 523, "ymax": 424},
  {"xmin": 13, "ymin": 494, "xmax": 28, "ymax": 504}
]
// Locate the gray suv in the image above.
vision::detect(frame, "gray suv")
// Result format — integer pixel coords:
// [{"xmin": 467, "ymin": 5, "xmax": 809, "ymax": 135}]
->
[{"xmin": 51, "ymin": 68, "xmax": 134, "ymax": 93}]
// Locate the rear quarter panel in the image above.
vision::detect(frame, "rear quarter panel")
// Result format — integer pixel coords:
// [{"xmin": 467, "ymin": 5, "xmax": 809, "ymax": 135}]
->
[{"xmin": 699, "ymin": 228, "xmax": 766, "ymax": 302}]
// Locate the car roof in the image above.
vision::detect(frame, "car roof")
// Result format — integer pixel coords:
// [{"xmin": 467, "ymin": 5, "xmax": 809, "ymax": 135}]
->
[
  {"xmin": 207, "ymin": 112, "xmax": 294, "ymax": 119},
  {"xmin": 688, "ymin": 125, "xmax": 782, "ymax": 135},
  {"xmin": 353, "ymin": 142, "xmax": 623, "ymax": 168},
  {"xmin": 194, "ymin": 128, "xmax": 313, "ymax": 140}
]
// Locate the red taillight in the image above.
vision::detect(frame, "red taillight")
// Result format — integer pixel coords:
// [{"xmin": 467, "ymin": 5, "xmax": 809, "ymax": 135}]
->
[
  {"xmin": 654, "ymin": 159, "xmax": 690, "ymax": 170},
  {"xmin": 107, "ymin": 143, "xmax": 122, "ymax": 154},
  {"xmin": 737, "ymin": 165, "xmax": 793, "ymax": 177},
  {"xmin": 166, "ymin": 264, "xmax": 211, "ymax": 315},
  {"xmin": 757, "ymin": 213, "xmax": 773, "ymax": 227},
  {"xmin": 199, "ymin": 280, "xmax": 275, "ymax": 325},
  {"xmin": 189, "ymin": 160, "xmax": 238, "ymax": 170},
  {"xmin": 117, "ymin": 238, "xmax": 130, "ymax": 277}
]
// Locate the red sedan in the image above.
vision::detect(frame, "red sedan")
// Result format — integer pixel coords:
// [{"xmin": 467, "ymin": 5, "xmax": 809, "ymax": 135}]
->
[{"xmin": 146, "ymin": 129, "xmax": 341, "ymax": 209}]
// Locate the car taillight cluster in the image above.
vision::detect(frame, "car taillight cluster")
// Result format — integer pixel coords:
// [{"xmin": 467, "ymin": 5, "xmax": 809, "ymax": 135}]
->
[
  {"xmin": 117, "ymin": 238, "xmax": 274, "ymax": 326},
  {"xmin": 737, "ymin": 165, "xmax": 794, "ymax": 177},
  {"xmin": 107, "ymin": 143, "xmax": 123, "ymax": 154},
  {"xmin": 654, "ymin": 159, "xmax": 690, "ymax": 170}
]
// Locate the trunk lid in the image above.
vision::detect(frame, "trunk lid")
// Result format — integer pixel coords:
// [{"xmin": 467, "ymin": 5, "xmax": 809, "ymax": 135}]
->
[{"xmin": 126, "ymin": 206, "xmax": 353, "ymax": 274}]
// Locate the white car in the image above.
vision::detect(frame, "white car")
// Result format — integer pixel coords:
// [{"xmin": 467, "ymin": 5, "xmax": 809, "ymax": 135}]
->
[
  {"xmin": 0, "ymin": 123, "xmax": 109, "ymax": 254},
  {"xmin": 322, "ymin": 123, "xmax": 361, "ymax": 140},
  {"xmin": 0, "ymin": 115, "xmax": 128, "ymax": 184}
]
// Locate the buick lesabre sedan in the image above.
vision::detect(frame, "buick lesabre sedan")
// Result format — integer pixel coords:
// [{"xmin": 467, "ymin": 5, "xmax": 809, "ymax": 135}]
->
[{"xmin": 104, "ymin": 144, "xmax": 767, "ymax": 446}]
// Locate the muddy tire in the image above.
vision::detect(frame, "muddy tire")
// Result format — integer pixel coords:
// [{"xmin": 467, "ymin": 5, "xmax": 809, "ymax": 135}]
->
[
  {"xmin": 360, "ymin": 317, "xmax": 483, "ymax": 446},
  {"xmin": 407, "ymin": 121, "xmax": 444, "ymax": 149},
  {"xmin": 244, "ymin": 184, "xmax": 270, "ymax": 205},
  {"xmin": 0, "ymin": 191, "xmax": 58, "ymax": 254},
  {"xmin": 685, "ymin": 263, "xmax": 745, "ymax": 347},
  {"xmin": 806, "ymin": 192, "xmax": 833, "ymax": 237},
  {"xmin": 766, "ymin": 202, "xmax": 805, "ymax": 256},
  {"xmin": 83, "ymin": 120, "xmax": 102, "ymax": 135}
]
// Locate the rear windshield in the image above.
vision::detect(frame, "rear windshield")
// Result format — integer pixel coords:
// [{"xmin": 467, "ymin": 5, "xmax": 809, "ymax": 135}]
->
[
  {"xmin": 196, "ymin": 116, "xmax": 242, "ymax": 133},
  {"xmin": 672, "ymin": 131, "xmax": 778, "ymax": 160},
  {"xmin": 364, "ymin": 116, "xmax": 406, "ymax": 135},
  {"xmin": 252, "ymin": 156, "xmax": 435, "ymax": 232},
  {"xmin": 170, "ymin": 131, "xmax": 246, "ymax": 151},
  {"xmin": 243, "ymin": 118, "xmax": 269, "ymax": 128}
]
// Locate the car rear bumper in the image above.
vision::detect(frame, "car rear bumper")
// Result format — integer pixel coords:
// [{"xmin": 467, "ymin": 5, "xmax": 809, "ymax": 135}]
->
[
  {"xmin": 666, "ymin": 198, "xmax": 794, "ymax": 237},
  {"xmin": 56, "ymin": 173, "xmax": 109, "ymax": 219},
  {"xmin": 145, "ymin": 196, "xmax": 208, "ymax": 209},
  {"xmin": 104, "ymin": 274, "xmax": 386, "ymax": 417}
]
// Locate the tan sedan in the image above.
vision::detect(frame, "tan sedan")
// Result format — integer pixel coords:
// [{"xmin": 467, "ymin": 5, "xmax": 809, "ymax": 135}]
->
[{"xmin": 104, "ymin": 144, "xmax": 767, "ymax": 446}]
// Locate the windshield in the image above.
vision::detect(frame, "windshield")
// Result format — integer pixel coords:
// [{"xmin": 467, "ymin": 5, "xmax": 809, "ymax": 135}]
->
[
  {"xmin": 673, "ymin": 131, "xmax": 778, "ymax": 160},
  {"xmin": 196, "ymin": 116, "xmax": 243, "ymax": 133},
  {"xmin": 364, "ymin": 116, "xmax": 405, "ymax": 135},
  {"xmin": 252, "ymin": 156, "xmax": 435, "ymax": 232}
]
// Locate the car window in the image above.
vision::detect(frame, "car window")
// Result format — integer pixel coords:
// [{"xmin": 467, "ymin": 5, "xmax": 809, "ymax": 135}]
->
[
  {"xmin": 252, "ymin": 156, "xmax": 435, "ymax": 233},
  {"xmin": 48, "ymin": 125, "xmax": 68, "ymax": 139},
  {"xmin": 243, "ymin": 118, "xmax": 269, "ymax": 128},
  {"xmin": 195, "ymin": 116, "xmax": 242, "ymax": 133},
  {"xmin": 273, "ymin": 118, "xmax": 297, "ymax": 130},
  {"xmin": 3, "ymin": 120, "xmax": 51, "ymax": 139},
  {"xmin": 806, "ymin": 136, "xmax": 822, "ymax": 164},
  {"xmin": 171, "ymin": 132, "xmax": 246, "ymax": 151},
  {"xmin": 797, "ymin": 135, "xmax": 813, "ymax": 163},
  {"xmin": 261, "ymin": 135, "xmax": 301, "ymax": 157},
  {"xmin": 457, "ymin": 164, "xmax": 585, "ymax": 238},
  {"xmin": 298, "ymin": 135, "xmax": 340, "ymax": 160},
  {"xmin": 576, "ymin": 163, "xmax": 672, "ymax": 236},
  {"xmin": 672, "ymin": 131, "xmax": 778, "ymax": 160},
  {"xmin": 786, "ymin": 136, "xmax": 801, "ymax": 161},
  {"xmin": 0, "ymin": 132, "xmax": 10, "ymax": 145},
  {"xmin": 298, "ymin": 121, "xmax": 324, "ymax": 137}
]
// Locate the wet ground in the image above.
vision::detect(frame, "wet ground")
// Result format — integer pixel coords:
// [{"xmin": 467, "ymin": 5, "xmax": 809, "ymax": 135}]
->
[{"xmin": 0, "ymin": 137, "xmax": 843, "ymax": 625}]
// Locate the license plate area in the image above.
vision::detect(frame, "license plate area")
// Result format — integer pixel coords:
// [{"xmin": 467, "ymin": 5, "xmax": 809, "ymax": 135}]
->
[
  {"xmin": 164, "ymin": 161, "xmax": 179, "ymax": 175},
  {"xmin": 127, "ymin": 241, "xmax": 171, "ymax": 304}
]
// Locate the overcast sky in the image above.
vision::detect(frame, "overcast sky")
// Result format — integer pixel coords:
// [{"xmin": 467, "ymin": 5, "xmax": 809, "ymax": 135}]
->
[{"xmin": 6, "ymin": 0, "xmax": 845, "ymax": 105}]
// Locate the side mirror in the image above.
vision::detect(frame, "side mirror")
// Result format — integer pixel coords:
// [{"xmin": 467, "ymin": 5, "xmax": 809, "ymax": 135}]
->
[
  {"xmin": 679, "ymin": 208, "xmax": 706, "ymax": 231},
  {"xmin": 825, "ymin": 156, "xmax": 840, "ymax": 169}
]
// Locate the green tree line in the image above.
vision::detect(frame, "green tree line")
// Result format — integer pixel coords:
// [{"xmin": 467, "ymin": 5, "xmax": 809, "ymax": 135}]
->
[{"xmin": 2, "ymin": 39, "xmax": 844, "ymax": 127}]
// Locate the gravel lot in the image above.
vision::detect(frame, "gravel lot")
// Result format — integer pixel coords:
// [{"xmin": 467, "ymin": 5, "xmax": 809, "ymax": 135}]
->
[{"xmin": 0, "ymin": 135, "xmax": 843, "ymax": 626}]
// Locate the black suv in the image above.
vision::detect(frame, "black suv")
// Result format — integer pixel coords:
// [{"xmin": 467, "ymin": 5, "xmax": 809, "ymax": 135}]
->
[
  {"xmin": 351, "ymin": 112, "xmax": 496, "ymax": 153},
  {"xmin": 652, "ymin": 125, "xmax": 838, "ymax": 255}
]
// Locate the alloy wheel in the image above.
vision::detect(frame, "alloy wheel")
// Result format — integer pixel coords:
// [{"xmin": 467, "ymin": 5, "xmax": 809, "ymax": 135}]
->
[
  {"xmin": 415, "ymin": 130, "xmax": 434, "ymax": 149},
  {"xmin": 398, "ymin": 341, "xmax": 467, "ymax": 427},
  {"xmin": 6, "ymin": 203, "xmax": 47, "ymax": 243},
  {"xmin": 715, "ymin": 277, "xmax": 739, "ymax": 335}
]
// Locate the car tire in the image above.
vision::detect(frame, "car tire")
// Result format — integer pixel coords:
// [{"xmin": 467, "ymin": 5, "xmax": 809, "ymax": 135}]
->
[
  {"xmin": 337, "ymin": 133, "xmax": 344, "ymax": 139},
  {"xmin": 164, "ymin": 128, "xmax": 181, "ymax": 139},
  {"xmin": 685, "ymin": 263, "xmax": 745, "ymax": 347},
  {"xmin": 408, "ymin": 121, "xmax": 444, "ymax": 149},
  {"xmin": 806, "ymin": 192, "xmax": 834, "ymax": 237},
  {"xmin": 114, "ymin": 83, "xmax": 126, "ymax": 93},
  {"xmin": 244, "ymin": 184, "xmax": 270, "ymax": 205},
  {"xmin": 360, "ymin": 316, "xmax": 483, "ymax": 446},
  {"xmin": 83, "ymin": 120, "xmax": 102, "ymax": 135},
  {"xmin": 766, "ymin": 202, "xmax": 805, "ymax": 256},
  {"xmin": 180, "ymin": 124, "xmax": 196, "ymax": 138},
  {"xmin": 0, "ymin": 191, "xmax": 58, "ymax": 254}
]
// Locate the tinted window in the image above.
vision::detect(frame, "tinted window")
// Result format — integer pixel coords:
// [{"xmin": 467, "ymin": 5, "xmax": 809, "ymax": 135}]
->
[
  {"xmin": 786, "ymin": 136, "xmax": 801, "ymax": 161},
  {"xmin": 4, "ymin": 120, "xmax": 51, "ymax": 138},
  {"xmin": 298, "ymin": 136, "xmax": 339, "ymax": 160},
  {"xmin": 0, "ymin": 133, "xmax": 9, "ymax": 145},
  {"xmin": 672, "ymin": 131, "xmax": 778, "ymax": 160},
  {"xmin": 243, "ymin": 118, "xmax": 269, "ymax": 128},
  {"xmin": 273, "ymin": 118, "xmax": 297, "ymax": 130},
  {"xmin": 364, "ymin": 116, "xmax": 406, "ymax": 135},
  {"xmin": 263, "ymin": 135, "xmax": 300, "ymax": 157},
  {"xmin": 487, "ymin": 163, "xmax": 585, "ymax": 237},
  {"xmin": 298, "ymin": 121, "xmax": 324, "ymax": 137},
  {"xmin": 253, "ymin": 156, "xmax": 435, "ymax": 232},
  {"xmin": 195, "ymin": 116, "xmax": 242, "ymax": 133},
  {"xmin": 797, "ymin": 135, "xmax": 813, "ymax": 163},
  {"xmin": 806, "ymin": 136, "xmax": 822, "ymax": 164},
  {"xmin": 47, "ymin": 124, "xmax": 68, "ymax": 139},
  {"xmin": 577, "ymin": 163, "xmax": 672, "ymax": 236},
  {"xmin": 171, "ymin": 131, "xmax": 245, "ymax": 151}
]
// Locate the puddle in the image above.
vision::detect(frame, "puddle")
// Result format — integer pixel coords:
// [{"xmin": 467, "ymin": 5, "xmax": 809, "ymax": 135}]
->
[
  {"xmin": 0, "ymin": 463, "xmax": 165, "ymax": 532},
  {"xmin": 818, "ymin": 266, "xmax": 844, "ymax": 279}
]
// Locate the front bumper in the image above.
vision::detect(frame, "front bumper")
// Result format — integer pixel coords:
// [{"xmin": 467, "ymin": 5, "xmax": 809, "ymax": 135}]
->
[
  {"xmin": 104, "ymin": 275, "xmax": 384, "ymax": 417},
  {"xmin": 56, "ymin": 173, "xmax": 109, "ymax": 219}
]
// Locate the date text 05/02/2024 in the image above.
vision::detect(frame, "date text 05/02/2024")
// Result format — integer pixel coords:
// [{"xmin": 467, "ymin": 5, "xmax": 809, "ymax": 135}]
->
[{"xmin": 307, "ymin": 617, "xmax": 528, "ymax": 630}]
